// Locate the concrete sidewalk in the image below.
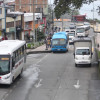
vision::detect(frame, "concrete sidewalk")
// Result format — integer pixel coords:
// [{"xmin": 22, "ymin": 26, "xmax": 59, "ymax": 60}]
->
[{"xmin": 26, "ymin": 44, "xmax": 52, "ymax": 54}]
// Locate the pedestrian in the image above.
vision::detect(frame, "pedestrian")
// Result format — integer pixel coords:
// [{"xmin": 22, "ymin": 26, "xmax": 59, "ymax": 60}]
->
[
  {"xmin": 47, "ymin": 36, "xmax": 51, "ymax": 48},
  {"xmin": 45, "ymin": 37, "xmax": 48, "ymax": 50}
]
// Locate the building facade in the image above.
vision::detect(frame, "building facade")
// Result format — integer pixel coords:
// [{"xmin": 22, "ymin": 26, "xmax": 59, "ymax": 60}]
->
[
  {"xmin": 0, "ymin": 6, "xmax": 7, "ymax": 41},
  {"xmin": 6, "ymin": 12, "xmax": 24, "ymax": 40},
  {"xmin": 72, "ymin": 15, "xmax": 86, "ymax": 22},
  {"xmin": 15, "ymin": 0, "xmax": 48, "ymax": 13},
  {"xmin": 15, "ymin": 0, "xmax": 48, "ymax": 41}
]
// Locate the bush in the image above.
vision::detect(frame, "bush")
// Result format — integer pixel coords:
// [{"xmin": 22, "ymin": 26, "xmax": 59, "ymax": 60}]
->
[{"xmin": 26, "ymin": 43, "xmax": 34, "ymax": 49}]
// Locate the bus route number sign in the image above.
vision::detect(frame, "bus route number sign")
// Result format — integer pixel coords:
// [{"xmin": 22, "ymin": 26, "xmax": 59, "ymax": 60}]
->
[
  {"xmin": 60, "ymin": 39, "xmax": 64, "ymax": 41},
  {"xmin": 0, "ymin": 58, "xmax": 9, "ymax": 60}
]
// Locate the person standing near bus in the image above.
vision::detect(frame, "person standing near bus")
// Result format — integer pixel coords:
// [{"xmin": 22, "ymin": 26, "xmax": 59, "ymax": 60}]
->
[{"xmin": 47, "ymin": 36, "xmax": 51, "ymax": 48}]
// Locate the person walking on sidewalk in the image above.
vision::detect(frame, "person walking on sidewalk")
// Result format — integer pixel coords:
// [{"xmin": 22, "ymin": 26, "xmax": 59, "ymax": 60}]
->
[
  {"xmin": 47, "ymin": 36, "xmax": 51, "ymax": 48},
  {"xmin": 45, "ymin": 36, "xmax": 51, "ymax": 50},
  {"xmin": 45, "ymin": 37, "xmax": 48, "ymax": 50}
]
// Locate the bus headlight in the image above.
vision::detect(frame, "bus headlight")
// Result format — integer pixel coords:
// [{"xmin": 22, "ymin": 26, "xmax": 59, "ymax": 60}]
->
[{"xmin": 5, "ymin": 75, "xmax": 10, "ymax": 79}]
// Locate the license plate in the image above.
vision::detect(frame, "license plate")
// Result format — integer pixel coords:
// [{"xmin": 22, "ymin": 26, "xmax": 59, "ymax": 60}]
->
[{"xmin": 79, "ymin": 61, "xmax": 87, "ymax": 63}]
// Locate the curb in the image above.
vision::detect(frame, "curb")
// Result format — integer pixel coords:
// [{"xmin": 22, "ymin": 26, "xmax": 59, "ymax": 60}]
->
[{"xmin": 27, "ymin": 50, "xmax": 52, "ymax": 55}]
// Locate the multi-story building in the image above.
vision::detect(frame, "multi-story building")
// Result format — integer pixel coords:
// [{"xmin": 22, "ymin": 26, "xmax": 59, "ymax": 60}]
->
[
  {"xmin": 15, "ymin": 0, "xmax": 48, "ymax": 13},
  {"xmin": 15, "ymin": 0, "xmax": 48, "ymax": 41},
  {"xmin": 0, "ymin": 0, "xmax": 48, "ymax": 41},
  {"xmin": 6, "ymin": 12, "xmax": 24, "ymax": 40},
  {"xmin": 0, "ymin": 6, "xmax": 5, "ymax": 41},
  {"xmin": 24, "ymin": 12, "xmax": 42, "ymax": 42},
  {"xmin": 0, "ymin": 6, "xmax": 24, "ymax": 40}
]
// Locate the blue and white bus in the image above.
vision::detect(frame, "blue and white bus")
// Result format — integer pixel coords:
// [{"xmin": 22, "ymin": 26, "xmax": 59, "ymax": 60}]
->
[
  {"xmin": 51, "ymin": 33, "xmax": 68, "ymax": 52},
  {"xmin": 0, "ymin": 40, "xmax": 26, "ymax": 84}
]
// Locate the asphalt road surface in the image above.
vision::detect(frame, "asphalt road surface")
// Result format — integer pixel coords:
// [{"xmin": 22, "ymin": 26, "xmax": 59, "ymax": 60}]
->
[{"xmin": 0, "ymin": 28, "xmax": 100, "ymax": 100}]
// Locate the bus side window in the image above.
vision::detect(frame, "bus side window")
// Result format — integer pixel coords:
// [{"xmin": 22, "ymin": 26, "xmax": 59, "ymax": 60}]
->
[
  {"xmin": 12, "ymin": 58, "xmax": 15, "ymax": 67},
  {"xmin": 20, "ymin": 47, "xmax": 23, "ymax": 58},
  {"xmin": 24, "ymin": 44, "xmax": 26, "ymax": 63},
  {"xmin": 24, "ymin": 45, "xmax": 26, "ymax": 54},
  {"xmin": 12, "ymin": 52, "xmax": 16, "ymax": 67},
  {"xmin": 18, "ymin": 49, "xmax": 21, "ymax": 59},
  {"xmin": 16, "ymin": 50, "xmax": 18, "ymax": 62}
]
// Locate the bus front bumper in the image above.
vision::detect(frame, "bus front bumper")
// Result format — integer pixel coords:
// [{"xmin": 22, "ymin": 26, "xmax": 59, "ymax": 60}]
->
[
  {"xmin": 0, "ymin": 73, "xmax": 12, "ymax": 84},
  {"xmin": 52, "ymin": 48, "xmax": 67, "ymax": 52},
  {"xmin": 75, "ymin": 59, "xmax": 91, "ymax": 64}
]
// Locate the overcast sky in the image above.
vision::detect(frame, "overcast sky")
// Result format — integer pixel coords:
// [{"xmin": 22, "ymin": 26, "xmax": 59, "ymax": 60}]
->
[
  {"xmin": 4, "ymin": 0, "xmax": 100, "ymax": 20},
  {"xmin": 79, "ymin": 1, "xmax": 100, "ymax": 20},
  {"xmin": 49, "ymin": 0, "xmax": 100, "ymax": 20}
]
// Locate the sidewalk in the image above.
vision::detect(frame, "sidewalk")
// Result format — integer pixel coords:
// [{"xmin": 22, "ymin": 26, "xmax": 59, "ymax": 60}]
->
[{"xmin": 26, "ymin": 44, "xmax": 52, "ymax": 54}]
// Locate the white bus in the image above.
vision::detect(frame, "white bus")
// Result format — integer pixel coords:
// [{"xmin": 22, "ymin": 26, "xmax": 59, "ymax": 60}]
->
[
  {"xmin": 76, "ymin": 25, "xmax": 89, "ymax": 37},
  {"xmin": 0, "ymin": 40, "xmax": 26, "ymax": 84}
]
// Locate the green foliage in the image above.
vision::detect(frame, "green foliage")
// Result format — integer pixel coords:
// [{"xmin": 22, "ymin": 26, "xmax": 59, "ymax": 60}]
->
[
  {"xmin": 27, "ymin": 43, "xmax": 31, "ymax": 48},
  {"xmin": 36, "ymin": 29, "xmax": 45, "ymax": 41},
  {"xmin": 54, "ymin": 0, "xmax": 93, "ymax": 19},
  {"xmin": 73, "ymin": 9, "xmax": 80, "ymax": 15},
  {"xmin": 27, "ymin": 43, "xmax": 34, "ymax": 49}
]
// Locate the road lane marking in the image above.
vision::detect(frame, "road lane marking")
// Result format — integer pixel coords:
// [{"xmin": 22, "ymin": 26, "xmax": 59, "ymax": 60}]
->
[
  {"xmin": 36, "ymin": 54, "xmax": 48, "ymax": 65},
  {"xmin": 35, "ymin": 79, "xmax": 42, "ymax": 88},
  {"xmin": 74, "ymin": 80, "xmax": 80, "ymax": 89}
]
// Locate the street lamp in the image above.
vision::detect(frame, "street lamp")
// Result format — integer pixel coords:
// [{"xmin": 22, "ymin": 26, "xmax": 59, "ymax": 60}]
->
[{"xmin": 12, "ymin": 15, "xmax": 17, "ymax": 40}]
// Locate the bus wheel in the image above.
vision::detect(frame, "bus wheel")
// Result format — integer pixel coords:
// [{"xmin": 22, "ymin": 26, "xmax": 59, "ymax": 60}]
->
[{"xmin": 11, "ymin": 77, "xmax": 14, "ymax": 84}]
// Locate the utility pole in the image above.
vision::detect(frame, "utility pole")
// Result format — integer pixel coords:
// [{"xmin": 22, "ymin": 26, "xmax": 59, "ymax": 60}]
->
[
  {"xmin": 12, "ymin": 15, "xmax": 17, "ymax": 40},
  {"xmin": 33, "ymin": 0, "xmax": 35, "ymax": 43},
  {"xmin": 14, "ymin": 18, "xmax": 16, "ymax": 40},
  {"xmin": 30, "ymin": 0, "xmax": 32, "ymax": 12},
  {"xmin": 3, "ymin": 0, "xmax": 7, "ymax": 38},
  {"xmin": 97, "ymin": 6, "xmax": 100, "ymax": 15},
  {"xmin": 62, "ymin": 17, "xmax": 63, "ymax": 31},
  {"xmin": 93, "ymin": 1, "xmax": 94, "ymax": 28}
]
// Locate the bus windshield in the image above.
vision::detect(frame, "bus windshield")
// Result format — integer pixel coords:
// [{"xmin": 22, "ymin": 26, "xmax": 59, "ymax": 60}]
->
[
  {"xmin": 0, "ymin": 56, "xmax": 10, "ymax": 75},
  {"xmin": 52, "ymin": 39, "xmax": 66, "ymax": 45},
  {"xmin": 77, "ymin": 28, "xmax": 84, "ymax": 33}
]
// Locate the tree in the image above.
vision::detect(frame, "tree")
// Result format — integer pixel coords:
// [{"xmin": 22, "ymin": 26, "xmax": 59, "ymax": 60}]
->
[
  {"xmin": 73, "ymin": 9, "xmax": 80, "ymax": 15},
  {"xmin": 36, "ymin": 29, "xmax": 45, "ymax": 41},
  {"xmin": 54, "ymin": 0, "xmax": 93, "ymax": 19}
]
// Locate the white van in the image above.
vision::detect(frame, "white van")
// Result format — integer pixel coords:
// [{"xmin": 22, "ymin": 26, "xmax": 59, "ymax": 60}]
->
[{"xmin": 73, "ymin": 38, "xmax": 92, "ymax": 67}]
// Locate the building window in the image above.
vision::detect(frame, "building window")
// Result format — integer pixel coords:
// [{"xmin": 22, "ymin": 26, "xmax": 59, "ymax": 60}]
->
[{"xmin": 0, "ymin": 8, "xmax": 2, "ymax": 14}]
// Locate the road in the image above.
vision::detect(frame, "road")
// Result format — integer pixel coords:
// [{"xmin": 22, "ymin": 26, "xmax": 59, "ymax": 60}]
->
[{"xmin": 0, "ymin": 28, "xmax": 99, "ymax": 100}]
